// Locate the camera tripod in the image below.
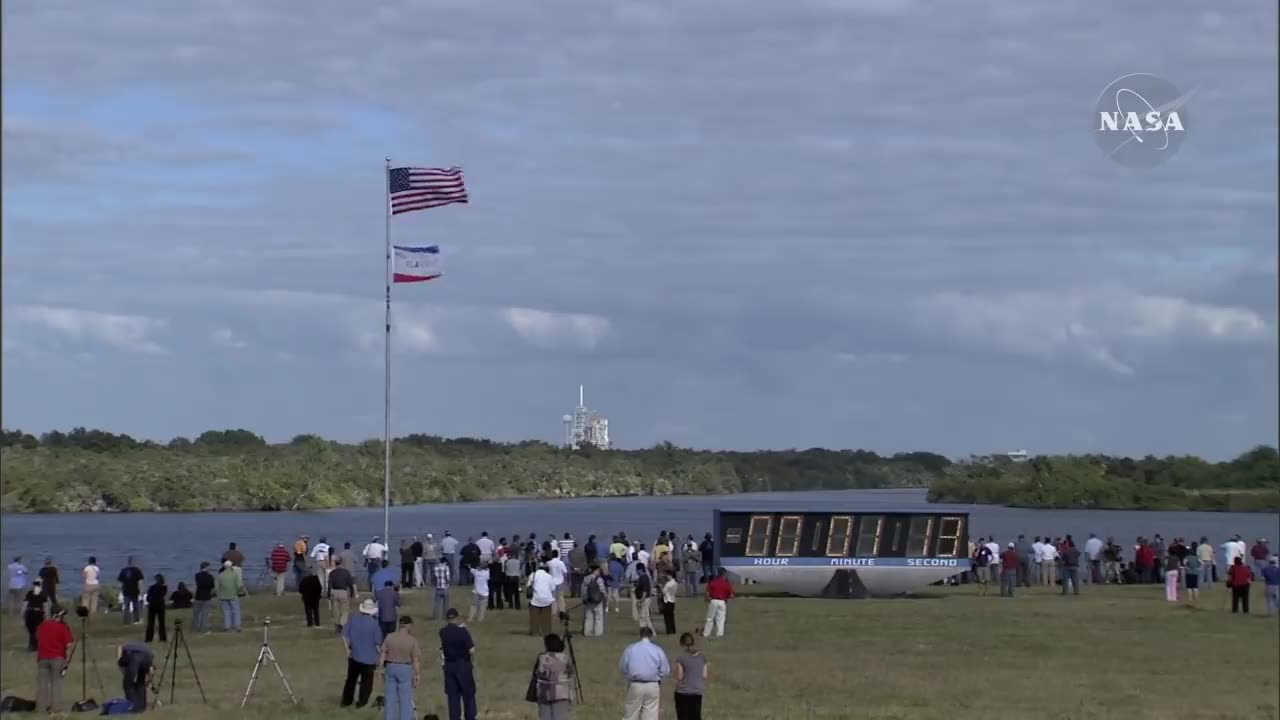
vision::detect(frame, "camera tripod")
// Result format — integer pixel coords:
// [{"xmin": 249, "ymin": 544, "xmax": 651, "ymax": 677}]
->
[
  {"xmin": 63, "ymin": 610, "xmax": 106, "ymax": 707},
  {"xmin": 557, "ymin": 606, "xmax": 587, "ymax": 702},
  {"xmin": 241, "ymin": 616, "xmax": 298, "ymax": 708},
  {"xmin": 151, "ymin": 619, "xmax": 208, "ymax": 708}
]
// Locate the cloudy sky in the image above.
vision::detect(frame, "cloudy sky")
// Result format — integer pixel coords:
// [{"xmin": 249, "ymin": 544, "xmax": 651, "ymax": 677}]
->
[{"xmin": 2, "ymin": 1, "xmax": 1276, "ymax": 459}]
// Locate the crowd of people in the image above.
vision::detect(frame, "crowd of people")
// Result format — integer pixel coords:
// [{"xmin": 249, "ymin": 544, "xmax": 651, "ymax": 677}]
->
[
  {"xmin": 966, "ymin": 533, "xmax": 1279, "ymax": 613},
  {"xmin": 6, "ymin": 526, "xmax": 1277, "ymax": 718},
  {"xmin": 5, "ymin": 529, "xmax": 725, "ymax": 720}
]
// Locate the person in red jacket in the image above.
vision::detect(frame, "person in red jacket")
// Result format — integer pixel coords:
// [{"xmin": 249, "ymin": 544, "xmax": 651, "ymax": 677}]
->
[
  {"xmin": 1226, "ymin": 557, "xmax": 1255, "ymax": 614},
  {"xmin": 702, "ymin": 568, "xmax": 734, "ymax": 637},
  {"xmin": 35, "ymin": 607, "xmax": 75, "ymax": 714},
  {"xmin": 269, "ymin": 544, "xmax": 292, "ymax": 596},
  {"xmin": 1000, "ymin": 543, "xmax": 1020, "ymax": 597},
  {"xmin": 1134, "ymin": 539, "xmax": 1156, "ymax": 584}
]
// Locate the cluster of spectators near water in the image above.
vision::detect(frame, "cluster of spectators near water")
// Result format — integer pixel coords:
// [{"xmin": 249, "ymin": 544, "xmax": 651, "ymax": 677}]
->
[
  {"xmin": 6, "ymin": 529, "xmax": 732, "ymax": 720},
  {"xmin": 964, "ymin": 533, "xmax": 1279, "ymax": 613}
]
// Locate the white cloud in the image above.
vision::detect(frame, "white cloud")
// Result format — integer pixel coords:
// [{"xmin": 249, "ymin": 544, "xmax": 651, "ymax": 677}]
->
[
  {"xmin": 913, "ymin": 289, "xmax": 1272, "ymax": 375},
  {"xmin": 211, "ymin": 327, "xmax": 248, "ymax": 349},
  {"xmin": 10, "ymin": 305, "xmax": 167, "ymax": 354},
  {"xmin": 503, "ymin": 307, "xmax": 611, "ymax": 350}
]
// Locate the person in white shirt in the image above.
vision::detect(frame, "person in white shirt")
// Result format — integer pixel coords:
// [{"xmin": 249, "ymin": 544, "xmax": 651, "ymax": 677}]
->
[
  {"xmin": 984, "ymin": 540, "xmax": 1001, "ymax": 585},
  {"xmin": 626, "ymin": 543, "xmax": 637, "ymax": 564},
  {"xmin": 1221, "ymin": 535, "xmax": 1246, "ymax": 576},
  {"xmin": 468, "ymin": 564, "xmax": 490, "ymax": 624},
  {"xmin": 362, "ymin": 536, "xmax": 387, "ymax": 591},
  {"xmin": 546, "ymin": 550, "xmax": 568, "ymax": 614},
  {"xmin": 1040, "ymin": 540, "xmax": 1059, "ymax": 586},
  {"xmin": 558, "ymin": 533, "xmax": 576, "ymax": 559},
  {"xmin": 81, "ymin": 557, "xmax": 102, "ymax": 614},
  {"xmin": 1084, "ymin": 534, "xmax": 1104, "ymax": 584},
  {"xmin": 440, "ymin": 532, "xmax": 460, "ymax": 585},
  {"xmin": 526, "ymin": 563, "xmax": 555, "ymax": 636},
  {"xmin": 636, "ymin": 545, "xmax": 651, "ymax": 570},
  {"xmin": 476, "ymin": 533, "xmax": 496, "ymax": 565},
  {"xmin": 310, "ymin": 538, "xmax": 332, "ymax": 593},
  {"xmin": 1031, "ymin": 538, "xmax": 1046, "ymax": 585}
]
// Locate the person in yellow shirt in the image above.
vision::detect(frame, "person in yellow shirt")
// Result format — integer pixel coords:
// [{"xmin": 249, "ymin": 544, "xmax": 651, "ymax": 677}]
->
[
  {"xmin": 293, "ymin": 536, "xmax": 309, "ymax": 590},
  {"xmin": 610, "ymin": 537, "xmax": 629, "ymax": 561},
  {"xmin": 1196, "ymin": 536, "xmax": 1215, "ymax": 588}
]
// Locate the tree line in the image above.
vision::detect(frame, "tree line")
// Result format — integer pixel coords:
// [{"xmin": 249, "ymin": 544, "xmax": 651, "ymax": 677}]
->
[
  {"xmin": 0, "ymin": 427, "xmax": 1275, "ymax": 513},
  {"xmin": 927, "ymin": 446, "xmax": 1280, "ymax": 512}
]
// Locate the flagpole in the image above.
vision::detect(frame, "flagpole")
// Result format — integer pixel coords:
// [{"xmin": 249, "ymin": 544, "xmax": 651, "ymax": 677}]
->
[{"xmin": 383, "ymin": 156, "xmax": 393, "ymax": 544}]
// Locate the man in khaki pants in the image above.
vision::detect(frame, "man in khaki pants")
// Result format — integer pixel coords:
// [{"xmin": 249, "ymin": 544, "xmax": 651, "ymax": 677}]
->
[
  {"xmin": 618, "ymin": 627, "xmax": 669, "ymax": 720},
  {"xmin": 328, "ymin": 558, "xmax": 357, "ymax": 633}
]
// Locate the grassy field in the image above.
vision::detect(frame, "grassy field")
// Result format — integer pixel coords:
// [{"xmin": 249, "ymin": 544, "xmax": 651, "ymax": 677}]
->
[{"xmin": 1, "ymin": 582, "xmax": 1276, "ymax": 719}]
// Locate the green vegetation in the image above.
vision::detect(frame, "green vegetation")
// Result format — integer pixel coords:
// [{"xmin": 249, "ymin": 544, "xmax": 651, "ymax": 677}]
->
[
  {"xmin": 2, "ymin": 428, "xmax": 1275, "ymax": 513},
  {"xmin": 2, "ymin": 583, "xmax": 1276, "ymax": 719},
  {"xmin": 929, "ymin": 447, "xmax": 1280, "ymax": 512},
  {"xmin": 0, "ymin": 428, "xmax": 950, "ymax": 512}
]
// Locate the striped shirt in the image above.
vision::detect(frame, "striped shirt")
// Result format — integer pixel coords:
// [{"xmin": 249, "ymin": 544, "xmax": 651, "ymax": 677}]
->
[{"xmin": 433, "ymin": 562, "xmax": 451, "ymax": 590}]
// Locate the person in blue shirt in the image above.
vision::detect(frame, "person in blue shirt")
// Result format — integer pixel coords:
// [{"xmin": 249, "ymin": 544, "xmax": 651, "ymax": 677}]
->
[
  {"xmin": 372, "ymin": 561, "xmax": 398, "ymax": 594},
  {"xmin": 1262, "ymin": 556, "xmax": 1280, "ymax": 617},
  {"xmin": 341, "ymin": 600, "xmax": 383, "ymax": 708},
  {"xmin": 7, "ymin": 556, "xmax": 29, "ymax": 617},
  {"xmin": 619, "ymin": 626, "xmax": 670, "ymax": 720}
]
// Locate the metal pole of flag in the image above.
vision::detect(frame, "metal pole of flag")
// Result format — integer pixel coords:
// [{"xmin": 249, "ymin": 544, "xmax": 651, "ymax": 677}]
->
[{"xmin": 382, "ymin": 157, "xmax": 393, "ymax": 543}]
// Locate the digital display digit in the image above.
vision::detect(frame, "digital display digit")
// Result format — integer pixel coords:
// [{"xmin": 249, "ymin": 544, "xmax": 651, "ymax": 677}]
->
[
  {"xmin": 826, "ymin": 516, "xmax": 853, "ymax": 556},
  {"xmin": 855, "ymin": 516, "xmax": 882, "ymax": 556},
  {"xmin": 906, "ymin": 516, "xmax": 934, "ymax": 556},
  {"xmin": 745, "ymin": 515, "xmax": 773, "ymax": 556},
  {"xmin": 935, "ymin": 516, "xmax": 964, "ymax": 557},
  {"xmin": 775, "ymin": 515, "xmax": 803, "ymax": 557}
]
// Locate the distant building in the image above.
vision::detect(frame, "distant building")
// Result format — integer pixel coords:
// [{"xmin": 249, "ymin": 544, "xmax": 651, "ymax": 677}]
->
[
  {"xmin": 1004, "ymin": 450, "xmax": 1029, "ymax": 463},
  {"xmin": 562, "ymin": 385, "xmax": 610, "ymax": 450}
]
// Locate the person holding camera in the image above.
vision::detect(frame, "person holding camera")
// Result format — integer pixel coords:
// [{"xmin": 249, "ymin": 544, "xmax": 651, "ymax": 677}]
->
[{"xmin": 35, "ymin": 607, "xmax": 75, "ymax": 713}]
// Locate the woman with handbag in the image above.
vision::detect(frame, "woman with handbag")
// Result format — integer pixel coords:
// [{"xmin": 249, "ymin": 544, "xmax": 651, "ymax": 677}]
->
[{"xmin": 528, "ymin": 633, "xmax": 575, "ymax": 719}]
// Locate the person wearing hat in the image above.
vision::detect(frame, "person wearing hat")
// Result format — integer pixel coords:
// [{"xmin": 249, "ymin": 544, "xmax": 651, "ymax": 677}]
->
[
  {"xmin": 144, "ymin": 573, "xmax": 169, "ymax": 642},
  {"xmin": 215, "ymin": 559, "xmax": 246, "ymax": 632},
  {"xmin": 341, "ymin": 599, "xmax": 384, "ymax": 708},
  {"xmin": 363, "ymin": 536, "xmax": 389, "ymax": 591},
  {"xmin": 379, "ymin": 616, "xmax": 422, "ymax": 720},
  {"xmin": 423, "ymin": 534, "xmax": 440, "ymax": 588},
  {"xmin": 439, "ymin": 608, "xmax": 477, "ymax": 720},
  {"xmin": 999, "ymin": 542, "xmax": 1020, "ymax": 597},
  {"xmin": 310, "ymin": 536, "xmax": 333, "ymax": 595},
  {"xmin": 1250, "ymin": 537, "xmax": 1271, "ymax": 577},
  {"xmin": 1262, "ymin": 555, "xmax": 1280, "ymax": 617},
  {"xmin": 35, "ymin": 606, "xmax": 75, "ymax": 713}
]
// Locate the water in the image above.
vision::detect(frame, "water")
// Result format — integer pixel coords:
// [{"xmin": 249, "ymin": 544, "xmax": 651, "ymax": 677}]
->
[{"xmin": 2, "ymin": 489, "xmax": 1276, "ymax": 593}]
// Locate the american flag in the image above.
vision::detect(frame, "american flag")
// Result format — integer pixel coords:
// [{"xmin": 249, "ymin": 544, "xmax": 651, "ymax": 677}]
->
[{"xmin": 388, "ymin": 166, "xmax": 468, "ymax": 215}]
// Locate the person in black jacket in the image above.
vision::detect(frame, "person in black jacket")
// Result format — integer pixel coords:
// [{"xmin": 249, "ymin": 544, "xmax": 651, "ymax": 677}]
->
[
  {"xmin": 144, "ymin": 575, "xmax": 168, "ymax": 642},
  {"xmin": 191, "ymin": 562, "xmax": 215, "ymax": 633},
  {"xmin": 299, "ymin": 567, "xmax": 323, "ymax": 628},
  {"xmin": 169, "ymin": 582, "xmax": 194, "ymax": 610},
  {"xmin": 117, "ymin": 558, "xmax": 144, "ymax": 626}
]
